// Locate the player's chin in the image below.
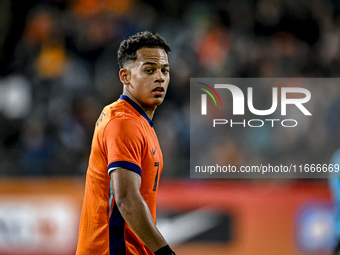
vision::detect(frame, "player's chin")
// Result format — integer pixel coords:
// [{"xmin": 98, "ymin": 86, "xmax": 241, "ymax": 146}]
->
[{"xmin": 149, "ymin": 96, "xmax": 165, "ymax": 107}]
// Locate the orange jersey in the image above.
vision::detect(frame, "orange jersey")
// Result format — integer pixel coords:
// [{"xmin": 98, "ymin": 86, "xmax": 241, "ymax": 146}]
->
[{"xmin": 76, "ymin": 95, "xmax": 163, "ymax": 255}]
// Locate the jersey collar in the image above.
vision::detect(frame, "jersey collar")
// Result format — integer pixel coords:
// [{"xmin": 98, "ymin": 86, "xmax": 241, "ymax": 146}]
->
[{"xmin": 120, "ymin": 95, "xmax": 154, "ymax": 127}]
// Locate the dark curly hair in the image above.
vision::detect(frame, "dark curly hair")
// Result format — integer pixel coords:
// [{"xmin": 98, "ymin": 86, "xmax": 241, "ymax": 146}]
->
[{"xmin": 117, "ymin": 31, "xmax": 171, "ymax": 69}]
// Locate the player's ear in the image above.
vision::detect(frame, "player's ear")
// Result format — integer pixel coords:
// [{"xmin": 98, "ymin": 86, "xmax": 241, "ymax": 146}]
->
[{"xmin": 119, "ymin": 68, "xmax": 130, "ymax": 85}]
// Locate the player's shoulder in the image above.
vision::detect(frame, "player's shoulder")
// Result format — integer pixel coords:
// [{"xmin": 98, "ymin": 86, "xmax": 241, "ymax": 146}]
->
[
  {"xmin": 108, "ymin": 99, "xmax": 141, "ymax": 119},
  {"xmin": 101, "ymin": 99, "xmax": 143, "ymax": 127}
]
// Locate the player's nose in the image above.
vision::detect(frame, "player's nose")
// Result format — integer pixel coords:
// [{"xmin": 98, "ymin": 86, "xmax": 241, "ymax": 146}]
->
[{"xmin": 154, "ymin": 69, "xmax": 165, "ymax": 83}]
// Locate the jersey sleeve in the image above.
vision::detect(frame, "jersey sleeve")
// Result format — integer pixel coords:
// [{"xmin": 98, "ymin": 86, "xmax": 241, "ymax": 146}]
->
[{"xmin": 104, "ymin": 116, "xmax": 144, "ymax": 177}]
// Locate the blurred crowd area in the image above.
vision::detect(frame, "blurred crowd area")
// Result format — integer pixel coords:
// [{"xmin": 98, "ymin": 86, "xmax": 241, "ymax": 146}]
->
[{"xmin": 0, "ymin": 0, "xmax": 340, "ymax": 177}]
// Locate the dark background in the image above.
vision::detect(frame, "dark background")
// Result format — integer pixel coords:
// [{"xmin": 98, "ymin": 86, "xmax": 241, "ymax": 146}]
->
[{"xmin": 0, "ymin": 0, "xmax": 340, "ymax": 178}]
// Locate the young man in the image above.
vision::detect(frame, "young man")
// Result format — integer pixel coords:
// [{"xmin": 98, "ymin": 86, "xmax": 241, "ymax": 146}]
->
[{"xmin": 76, "ymin": 31, "xmax": 175, "ymax": 255}]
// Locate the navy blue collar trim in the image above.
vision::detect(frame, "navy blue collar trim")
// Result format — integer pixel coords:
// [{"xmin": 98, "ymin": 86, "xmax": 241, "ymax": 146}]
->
[{"xmin": 120, "ymin": 95, "xmax": 154, "ymax": 127}]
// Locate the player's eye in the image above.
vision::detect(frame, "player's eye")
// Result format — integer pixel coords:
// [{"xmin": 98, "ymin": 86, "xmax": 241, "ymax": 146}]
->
[
  {"xmin": 145, "ymin": 68, "xmax": 154, "ymax": 74},
  {"xmin": 162, "ymin": 69, "xmax": 170, "ymax": 74}
]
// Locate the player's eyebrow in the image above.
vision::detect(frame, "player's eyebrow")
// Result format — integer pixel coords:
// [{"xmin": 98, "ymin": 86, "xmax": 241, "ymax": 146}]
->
[{"xmin": 142, "ymin": 62, "xmax": 170, "ymax": 68}]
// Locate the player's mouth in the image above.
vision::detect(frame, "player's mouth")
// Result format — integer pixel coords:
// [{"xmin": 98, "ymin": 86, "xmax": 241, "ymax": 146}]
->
[{"xmin": 152, "ymin": 86, "xmax": 165, "ymax": 96}]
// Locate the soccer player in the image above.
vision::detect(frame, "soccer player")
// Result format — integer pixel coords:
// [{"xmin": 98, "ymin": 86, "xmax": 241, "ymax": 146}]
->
[{"xmin": 76, "ymin": 31, "xmax": 175, "ymax": 255}]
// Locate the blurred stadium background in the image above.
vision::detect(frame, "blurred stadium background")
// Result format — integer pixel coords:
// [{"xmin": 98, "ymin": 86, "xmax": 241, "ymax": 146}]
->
[{"xmin": 0, "ymin": 0, "xmax": 339, "ymax": 254}]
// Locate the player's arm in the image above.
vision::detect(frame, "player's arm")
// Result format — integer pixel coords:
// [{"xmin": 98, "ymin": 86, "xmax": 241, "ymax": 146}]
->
[{"xmin": 111, "ymin": 168, "xmax": 175, "ymax": 255}]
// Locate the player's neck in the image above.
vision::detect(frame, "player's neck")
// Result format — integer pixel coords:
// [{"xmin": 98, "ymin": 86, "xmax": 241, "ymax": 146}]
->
[{"xmin": 122, "ymin": 91, "xmax": 156, "ymax": 120}]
